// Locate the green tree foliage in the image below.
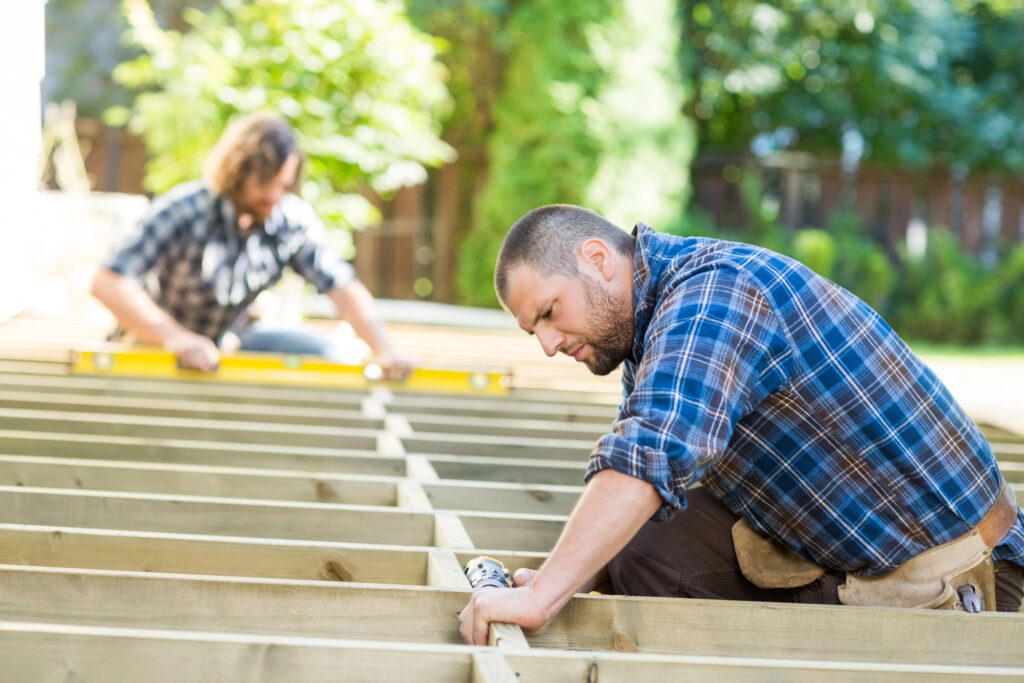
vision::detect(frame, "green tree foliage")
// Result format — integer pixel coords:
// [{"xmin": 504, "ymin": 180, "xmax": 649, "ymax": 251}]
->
[
  {"xmin": 42, "ymin": 0, "xmax": 218, "ymax": 119},
  {"xmin": 108, "ymin": 0, "xmax": 454, "ymax": 231},
  {"xmin": 584, "ymin": 0, "xmax": 693, "ymax": 232},
  {"xmin": 687, "ymin": 0, "xmax": 1024, "ymax": 171},
  {"xmin": 454, "ymin": 0, "xmax": 694, "ymax": 307},
  {"xmin": 712, "ymin": 166, "xmax": 1024, "ymax": 346},
  {"xmin": 406, "ymin": 0, "xmax": 508, "ymax": 151}
]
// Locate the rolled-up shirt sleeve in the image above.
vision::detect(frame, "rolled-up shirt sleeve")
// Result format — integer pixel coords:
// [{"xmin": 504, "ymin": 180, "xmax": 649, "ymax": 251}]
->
[
  {"xmin": 102, "ymin": 194, "xmax": 188, "ymax": 279},
  {"xmin": 585, "ymin": 267, "xmax": 793, "ymax": 520},
  {"xmin": 283, "ymin": 197, "xmax": 357, "ymax": 294}
]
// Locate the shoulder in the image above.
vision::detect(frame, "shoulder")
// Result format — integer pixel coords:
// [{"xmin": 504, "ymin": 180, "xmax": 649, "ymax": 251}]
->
[
  {"xmin": 667, "ymin": 238, "xmax": 807, "ymax": 293},
  {"xmin": 144, "ymin": 180, "xmax": 215, "ymax": 224},
  {"xmin": 275, "ymin": 193, "xmax": 321, "ymax": 230}
]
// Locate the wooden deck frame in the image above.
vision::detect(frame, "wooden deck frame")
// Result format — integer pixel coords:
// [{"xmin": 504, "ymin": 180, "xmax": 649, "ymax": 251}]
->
[
  {"xmin": 0, "ymin": 428, "xmax": 408, "ymax": 475},
  {"xmin": 0, "ymin": 388, "xmax": 379, "ymax": 427},
  {"xmin": 3, "ymin": 621, "xmax": 1022, "ymax": 682},
  {"xmin": 0, "ymin": 524, "xmax": 546, "ymax": 584},
  {"xmin": 0, "ymin": 407, "xmax": 382, "ymax": 449},
  {"xmin": 0, "ymin": 485, "xmax": 568, "ymax": 552},
  {"xmin": 0, "ymin": 335, "xmax": 1022, "ymax": 680},
  {"xmin": 0, "ymin": 454, "xmax": 399, "ymax": 505},
  {"xmin": 3, "ymin": 565, "xmax": 1023, "ymax": 667},
  {"xmin": 0, "ymin": 369, "xmax": 617, "ymax": 419},
  {"xmin": 0, "ymin": 453, "xmax": 585, "ymax": 513},
  {"xmin": 0, "ymin": 428, "xmax": 587, "ymax": 485}
]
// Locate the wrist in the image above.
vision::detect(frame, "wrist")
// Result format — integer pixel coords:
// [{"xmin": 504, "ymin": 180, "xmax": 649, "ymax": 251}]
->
[{"xmin": 528, "ymin": 571, "xmax": 576, "ymax": 623}]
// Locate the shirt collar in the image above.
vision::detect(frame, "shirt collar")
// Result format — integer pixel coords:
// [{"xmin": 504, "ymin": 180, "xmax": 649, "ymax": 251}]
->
[
  {"xmin": 630, "ymin": 222, "xmax": 658, "ymax": 364},
  {"xmin": 218, "ymin": 193, "xmax": 239, "ymax": 236},
  {"xmin": 216, "ymin": 193, "xmax": 281, "ymax": 236}
]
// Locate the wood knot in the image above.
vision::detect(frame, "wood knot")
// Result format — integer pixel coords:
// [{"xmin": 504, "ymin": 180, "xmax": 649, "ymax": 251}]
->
[
  {"xmin": 527, "ymin": 489, "xmax": 552, "ymax": 502},
  {"xmin": 320, "ymin": 559, "xmax": 353, "ymax": 582},
  {"xmin": 315, "ymin": 481, "xmax": 337, "ymax": 502}
]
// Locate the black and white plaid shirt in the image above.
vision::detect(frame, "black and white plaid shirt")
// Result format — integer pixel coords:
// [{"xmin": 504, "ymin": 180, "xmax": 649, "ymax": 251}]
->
[{"xmin": 103, "ymin": 180, "xmax": 355, "ymax": 342}]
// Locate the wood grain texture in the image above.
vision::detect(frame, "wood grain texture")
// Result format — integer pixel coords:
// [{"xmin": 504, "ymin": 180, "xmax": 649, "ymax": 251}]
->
[{"xmin": 4, "ymin": 566, "xmax": 1023, "ymax": 666}]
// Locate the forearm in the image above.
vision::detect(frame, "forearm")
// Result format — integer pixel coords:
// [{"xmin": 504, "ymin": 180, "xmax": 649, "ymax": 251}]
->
[
  {"xmin": 326, "ymin": 280, "xmax": 396, "ymax": 362},
  {"xmin": 528, "ymin": 469, "xmax": 662, "ymax": 621},
  {"xmin": 90, "ymin": 268, "xmax": 190, "ymax": 345},
  {"xmin": 459, "ymin": 468, "xmax": 662, "ymax": 644}
]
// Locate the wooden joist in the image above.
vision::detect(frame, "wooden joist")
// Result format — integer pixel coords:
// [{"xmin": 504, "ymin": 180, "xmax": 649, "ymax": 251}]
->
[
  {"xmin": 0, "ymin": 486, "xmax": 437, "ymax": 546},
  {"xmin": 0, "ymin": 388, "xmax": 375, "ymax": 427},
  {"xmin": 1, "ymin": 315, "xmax": 1023, "ymax": 681},
  {"xmin": 0, "ymin": 524, "xmax": 546, "ymax": 584},
  {"xmin": 8, "ymin": 622, "xmax": 1021, "ymax": 683},
  {"xmin": 3, "ymin": 565, "xmax": 1023, "ymax": 667},
  {"xmin": 0, "ymin": 407, "xmax": 381, "ymax": 449},
  {"xmin": 0, "ymin": 454, "xmax": 584, "ymax": 513},
  {"xmin": 0, "ymin": 428, "xmax": 407, "ymax": 475},
  {"xmin": 0, "ymin": 485, "xmax": 568, "ymax": 551},
  {"xmin": 0, "ymin": 455, "xmax": 398, "ymax": 505}
]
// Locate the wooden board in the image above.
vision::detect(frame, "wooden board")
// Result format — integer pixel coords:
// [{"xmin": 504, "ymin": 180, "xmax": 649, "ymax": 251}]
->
[
  {"xmin": 0, "ymin": 317, "xmax": 1022, "ymax": 680},
  {"xmin": 3, "ymin": 565, "xmax": 1023, "ymax": 666},
  {"xmin": 6, "ymin": 622, "xmax": 1020, "ymax": 683}
]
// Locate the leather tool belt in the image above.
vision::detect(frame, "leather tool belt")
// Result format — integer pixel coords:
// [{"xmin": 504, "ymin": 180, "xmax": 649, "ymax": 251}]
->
[{"xmin": 732, "ymin": 480, "xmax": 1019, "ymax": 610}]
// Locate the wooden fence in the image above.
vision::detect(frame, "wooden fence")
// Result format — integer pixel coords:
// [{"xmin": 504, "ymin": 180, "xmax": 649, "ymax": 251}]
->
[
  {"xmin": 693, "ymin": 153, "xmax": 1024, "ymax": 260},
  {"xmin": 75, "ymin": 120, "xmax": 1024, "ymax": 303},
  {"xmin": 76, "ymin": 120, "xmax": 476, "ymax": 303}
]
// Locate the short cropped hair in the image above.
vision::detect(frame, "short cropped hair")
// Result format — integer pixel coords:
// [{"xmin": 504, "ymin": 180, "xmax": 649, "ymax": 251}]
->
[
  {"xmin": 494, "ymin": 204, "xmax": 635, "ymax": 306},
  {"xmin": 203, "ymin": 113, "xmax": 303, "ymax": 197}
]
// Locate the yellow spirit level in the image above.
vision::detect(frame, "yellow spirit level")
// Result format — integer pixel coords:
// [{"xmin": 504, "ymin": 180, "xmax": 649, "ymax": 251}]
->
[{"xmin": 68, "ymin": 347, "xmax": 511, "ymax": 396}]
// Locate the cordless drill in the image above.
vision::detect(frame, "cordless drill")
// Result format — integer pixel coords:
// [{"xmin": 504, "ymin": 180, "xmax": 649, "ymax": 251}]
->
[{"xmin": 463, "ymin": 556, "xmax": 516, "ymax": 589}]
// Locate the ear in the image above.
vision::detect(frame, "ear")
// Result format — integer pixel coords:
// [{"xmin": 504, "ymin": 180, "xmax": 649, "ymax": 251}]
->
[{"xmin": 578, "ymin": 239, "xmax": 616, "ymax": 281}]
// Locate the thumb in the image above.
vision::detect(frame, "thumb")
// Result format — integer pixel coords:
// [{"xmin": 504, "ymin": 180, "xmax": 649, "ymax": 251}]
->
[{"xmin": 513, "ymin": 567, "xmax": 538, "ymax": 587}]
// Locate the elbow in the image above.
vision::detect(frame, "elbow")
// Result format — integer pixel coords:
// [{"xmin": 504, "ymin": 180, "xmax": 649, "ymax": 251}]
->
[
  {"xmin": 89, "ymin": 270, "xmax": 106, "ymax": 300},
  {"xmin": 90, "ymin": 267, "xmax": 119, "ymax": 303}
]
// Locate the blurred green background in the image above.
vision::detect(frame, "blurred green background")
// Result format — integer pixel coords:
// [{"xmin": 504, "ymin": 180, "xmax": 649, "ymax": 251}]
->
[{"xmin": 41, "ymin": 0, "xmax": 1024, "ymax": 345}]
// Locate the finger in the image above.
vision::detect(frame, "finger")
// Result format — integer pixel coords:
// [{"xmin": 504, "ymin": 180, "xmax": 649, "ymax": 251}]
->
[
  {"xmin": 513, "ymin": 568, "xmax": 536, "ymax": 587},
  {"xmin": 458, "ymin": 602, "xmax": 473, "ymax": 644},
  {"xmin": 473, "ymin": 611, "xmax": 490, "ymax": 646}
]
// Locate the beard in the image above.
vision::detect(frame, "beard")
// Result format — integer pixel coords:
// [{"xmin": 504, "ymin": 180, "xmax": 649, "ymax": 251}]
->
[
  {"xmin": 235, "ymin": 198, "xmax": 276, "ymax": 224},
  {"xmin": 574, "ymin": 277, "xmax": 634, "ymax": 376}
]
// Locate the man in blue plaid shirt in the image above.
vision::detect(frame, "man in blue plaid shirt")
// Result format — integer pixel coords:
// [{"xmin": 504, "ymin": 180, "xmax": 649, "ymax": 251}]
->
[
  {"xmin": 460, "ymin": 204, "xmax": 1024, "ymax": 645},
  {"xmin": 92, "ymin": 113, "xmax": 407, "ymax": 374}
]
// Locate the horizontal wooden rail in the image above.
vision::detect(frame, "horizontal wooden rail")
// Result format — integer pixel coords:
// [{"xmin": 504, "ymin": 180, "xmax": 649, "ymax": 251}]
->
[
  {"xmin": 0, "ymin": 455, "xmax": 398, "ymax": 505},
  {"xmin": 2, "ymin": 566, "xmax": 1022, "ymax": 666},
  {"xmin": 0, "ymin": 429, "xmax": 406, "ymax": 475},
  {"xmin": 0, "ymin": 388, "xmax": 374, "ymax": 427},
  {"xmin": 0, "ymin": 486, "xmax": 436, "ymax": 546},
  {"xmin": 403, "ymin": 432, "xmax": 592, "ymax": 460},
  {"xmin": 0, "ymin": 486, "xmax": 568, "ymax": 551},
  {"xmin": 0, "ymin": 407, "xmax": 381, "ymax": 449},
  {"xmin": 7, "ymin": 622, "xmax": 1020, "ymax": 682},
  {"xmin": 0, "ymin": 524, "xmax": 547, "ymax": 584},
  {"xmin": 0, "ymin": 454, "xmax": 585, "ymax": 513}
]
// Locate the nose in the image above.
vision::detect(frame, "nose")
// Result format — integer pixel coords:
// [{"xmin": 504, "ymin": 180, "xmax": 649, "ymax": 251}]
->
[{"xmin": 535, "ymin": 325, "xmax": 564, "ymax": 357}]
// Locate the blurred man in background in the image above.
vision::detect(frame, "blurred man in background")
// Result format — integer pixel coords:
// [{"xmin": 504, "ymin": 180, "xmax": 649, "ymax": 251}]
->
[{"xmin": 92, "ymin": 113, "xmax": 407, "ymax": 374}]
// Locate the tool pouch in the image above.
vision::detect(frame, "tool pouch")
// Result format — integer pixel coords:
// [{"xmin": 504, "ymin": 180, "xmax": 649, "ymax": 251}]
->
[
  {"xmin": 837, "ymin": 531, "xmax": 997, "ymax": 610},
  {"xmin": 731, "ymin": 519, "xmax": 826, "ymax": 589}
]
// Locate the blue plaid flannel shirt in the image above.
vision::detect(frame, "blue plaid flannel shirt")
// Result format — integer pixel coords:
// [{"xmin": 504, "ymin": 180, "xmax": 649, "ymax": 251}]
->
[
  {"xmin": 103, "ymin": 180, "xmax": 356, "ymax": 343},
  {"xmin": 585, "ymin": 223, "xmax": 1024, "ymax": 576}
]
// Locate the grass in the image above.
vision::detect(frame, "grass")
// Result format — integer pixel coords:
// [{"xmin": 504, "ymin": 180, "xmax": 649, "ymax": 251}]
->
[{"xmin": 909, "ymin": 341, "xmax": 1024, "ymax": 359}]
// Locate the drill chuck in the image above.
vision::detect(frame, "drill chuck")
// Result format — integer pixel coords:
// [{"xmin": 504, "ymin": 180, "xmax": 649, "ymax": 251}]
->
[{"xmin": 464, "ymin": 556, "xmax": 516, "ymax": 589}]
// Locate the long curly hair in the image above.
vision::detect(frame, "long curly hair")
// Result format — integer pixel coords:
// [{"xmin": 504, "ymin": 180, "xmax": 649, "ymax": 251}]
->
[{"xmin": 203, "ymin": 113, "xmax": 304, "ymax": 197}]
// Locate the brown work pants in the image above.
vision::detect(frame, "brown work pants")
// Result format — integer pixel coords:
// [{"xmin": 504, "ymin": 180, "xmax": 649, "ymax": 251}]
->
[{"xmin": 607, "ymin": 487, "xmax": 1024, "ymax": 612}]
